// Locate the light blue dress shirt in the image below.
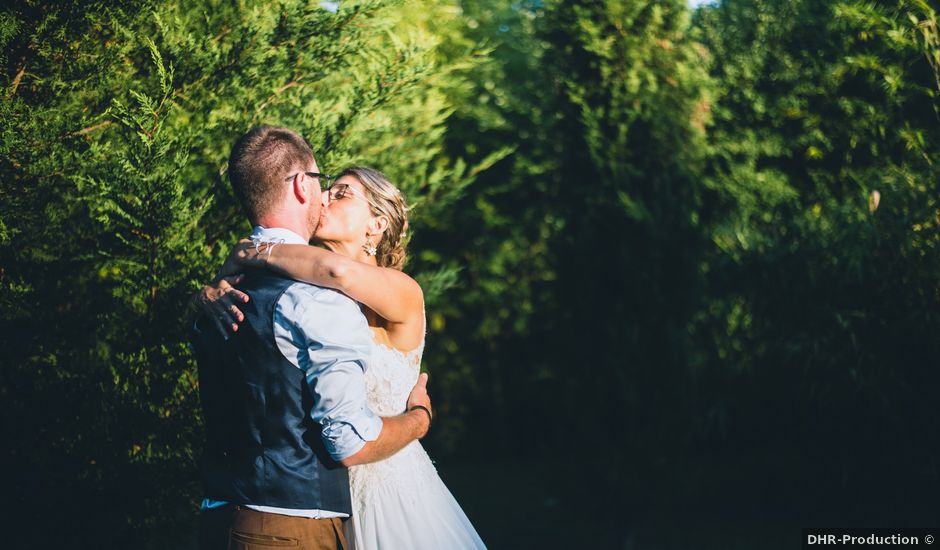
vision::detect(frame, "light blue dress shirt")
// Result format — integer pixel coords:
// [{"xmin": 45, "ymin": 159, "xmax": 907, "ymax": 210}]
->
[{"xmin": 202, "ymin": 226, "xmax": 382, "ymax": 518}]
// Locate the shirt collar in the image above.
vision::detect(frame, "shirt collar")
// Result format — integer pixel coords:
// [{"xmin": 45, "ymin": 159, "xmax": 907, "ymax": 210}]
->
[{"xmin": 250, "ymin": 226, "xmax": 309, "ymax": 245}]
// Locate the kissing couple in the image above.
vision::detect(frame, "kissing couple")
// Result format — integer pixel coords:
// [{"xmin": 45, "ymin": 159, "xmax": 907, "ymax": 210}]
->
[{"xmin": 191, "ymin": 126, "xmax": 486, "ymax": 549}]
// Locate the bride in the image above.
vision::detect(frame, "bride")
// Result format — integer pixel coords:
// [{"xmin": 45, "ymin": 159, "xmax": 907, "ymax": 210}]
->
[{"xmin": 201, "ymin": 166, "xmax": 486, "ymax": 549}]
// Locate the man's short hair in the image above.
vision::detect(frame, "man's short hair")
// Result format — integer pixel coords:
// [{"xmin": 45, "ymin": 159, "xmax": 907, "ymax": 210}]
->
[{"xmin": 228, "ymin": 126, "xmax": 315, "ymax": 221}]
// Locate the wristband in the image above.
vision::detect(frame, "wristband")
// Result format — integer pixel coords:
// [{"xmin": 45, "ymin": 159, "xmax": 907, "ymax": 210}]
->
[{"xmin": 408, "ymin": 405, "xmax": 432, "ymax": 425}]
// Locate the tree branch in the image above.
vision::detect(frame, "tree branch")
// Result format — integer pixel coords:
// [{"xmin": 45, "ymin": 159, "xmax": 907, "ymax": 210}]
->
[
  {"xmin": 9, "ymin": 64, "xmax": 26, "ymax": 97},
  {"xmin": 255, "ymin": 80, "xmax": 301, "ymax": 115},
  {"xmin": 72, "ymin": 120, "xmax": 113, "ymax": 136}
]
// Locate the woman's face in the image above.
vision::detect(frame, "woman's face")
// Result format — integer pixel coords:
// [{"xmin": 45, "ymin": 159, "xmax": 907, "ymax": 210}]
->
[{"xmin": 314, "ymin": 174, "xmax": 376, "ymax": 248}]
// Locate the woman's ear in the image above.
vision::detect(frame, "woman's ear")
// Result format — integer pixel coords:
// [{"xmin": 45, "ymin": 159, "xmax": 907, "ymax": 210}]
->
[{"xmin": 369, "ymin": 215, "xmax": 390, "ymax": 237}]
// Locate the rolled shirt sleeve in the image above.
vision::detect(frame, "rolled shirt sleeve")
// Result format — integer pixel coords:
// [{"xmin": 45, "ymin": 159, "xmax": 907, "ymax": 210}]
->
[{"xmin": 274, "ymin": 283, "xmax": 383, "ymax": 461}]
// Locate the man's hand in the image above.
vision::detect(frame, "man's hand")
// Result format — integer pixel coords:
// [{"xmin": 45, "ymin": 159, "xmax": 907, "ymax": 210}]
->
[
  {"xmin": 198, "ymin": 275, "xmax": 249, "ymax": 335},
  {"xmin": 406, "ymin": 372, "xmax": 433, "ymax": 438}
]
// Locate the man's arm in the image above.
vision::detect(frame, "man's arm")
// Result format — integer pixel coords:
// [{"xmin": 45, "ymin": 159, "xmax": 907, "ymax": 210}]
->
[
  {"xmin": 339, "ymin": 373, "xmax": 432, "ymax": 467},
  {"xmin": 276, "ymin": 284, "xmax": 430, "ymax": 466}
]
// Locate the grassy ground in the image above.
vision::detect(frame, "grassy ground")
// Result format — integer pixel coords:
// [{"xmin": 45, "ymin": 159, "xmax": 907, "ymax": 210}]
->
[
  {"xmin": 160, "ymin": 440, "xmax": 936, "ymax": 550},
  {"xmin": 438, "ymin": 460, "xmax": 799, "ymax": 550},
  {"xmin": 436, "ymin": 443, "xmax": 938, "ymax": 550}
]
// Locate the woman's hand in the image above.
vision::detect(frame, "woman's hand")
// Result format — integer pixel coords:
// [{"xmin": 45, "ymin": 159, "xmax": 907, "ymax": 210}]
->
[
  {"xmin": 198, "ymin": 239, "xmax": 277, "ymax": 334},
  {"xmin": 197, "ymin": 275, "xmax": 249, "ymax": 334}
]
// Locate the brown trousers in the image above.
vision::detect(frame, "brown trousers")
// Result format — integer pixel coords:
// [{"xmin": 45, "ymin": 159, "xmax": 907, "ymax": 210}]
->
[{"xmin": 199, "ymin": 505, "xmax": 348, "ymax": 550}]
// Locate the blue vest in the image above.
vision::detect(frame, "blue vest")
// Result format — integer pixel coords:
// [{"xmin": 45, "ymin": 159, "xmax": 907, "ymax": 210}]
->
[{"xmin": 190, "ymin": 271, "xmax": 351, "ymax": 513}]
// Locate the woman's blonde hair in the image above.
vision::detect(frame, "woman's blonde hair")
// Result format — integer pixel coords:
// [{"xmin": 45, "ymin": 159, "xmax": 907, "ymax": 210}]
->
[{"xmin": 337, "ymin": 166, "xmax": 410, "ymax": 270}]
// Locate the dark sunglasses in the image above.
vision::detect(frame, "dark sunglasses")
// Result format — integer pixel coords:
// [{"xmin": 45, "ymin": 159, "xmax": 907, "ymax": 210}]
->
[{"xmin": 284, "ymin": 171, "xmax": 333, "ymax": 189}]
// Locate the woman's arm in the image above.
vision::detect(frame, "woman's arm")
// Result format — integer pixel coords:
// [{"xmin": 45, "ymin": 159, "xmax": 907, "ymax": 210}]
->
[{"xmin": 233, "ymin": 241, "xmax": 424, "ymax": 325}]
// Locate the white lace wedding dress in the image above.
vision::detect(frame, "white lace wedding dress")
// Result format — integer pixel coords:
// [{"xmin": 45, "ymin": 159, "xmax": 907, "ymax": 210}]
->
[{"xmin": 345, "ymin": 337, "xmax": 486, "ymax": 549}]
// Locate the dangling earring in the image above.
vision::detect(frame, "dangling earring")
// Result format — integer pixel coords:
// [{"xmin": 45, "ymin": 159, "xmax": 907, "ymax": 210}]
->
[{"xmin": 363, "ymin": 235, "xmax": 377, "ymax": 256}]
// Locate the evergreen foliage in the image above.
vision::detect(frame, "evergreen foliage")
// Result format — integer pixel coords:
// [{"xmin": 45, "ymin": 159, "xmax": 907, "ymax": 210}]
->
[
  {"xmin": 422, "ymin": 0, "xmax": 939, "ymax": 540},
  {"xmin": 1, "ymin": 0, "xmax": 938, "ymax": 545},
  {"xmin": 695, "ymin": 0, "xmax": 939, "ymax": 459},
  {"xmin": 1, "ymin": 0, "xmax": 481, "ymax": 545}
]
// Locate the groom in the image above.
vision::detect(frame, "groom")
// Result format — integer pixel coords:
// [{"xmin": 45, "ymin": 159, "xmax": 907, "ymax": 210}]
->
[{"xmin": 190, "ymin": 126, "xmax": 433, "ymax": 550}]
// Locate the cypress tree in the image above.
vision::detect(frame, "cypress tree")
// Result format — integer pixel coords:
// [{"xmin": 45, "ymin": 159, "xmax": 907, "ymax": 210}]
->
[{"xmin": 694, "ymin": 0, "xmax": 940, "ymax": 523}]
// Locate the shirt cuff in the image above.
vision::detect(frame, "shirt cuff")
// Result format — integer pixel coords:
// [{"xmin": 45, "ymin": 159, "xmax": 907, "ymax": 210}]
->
[{"xmin": 321, "ymin": 416, "xmax": 383, "ymax": 461}]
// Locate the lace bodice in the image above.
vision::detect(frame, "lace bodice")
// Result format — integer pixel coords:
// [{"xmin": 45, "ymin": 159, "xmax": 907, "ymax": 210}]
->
[
  {"xmin": 348, "ymin": 335, "xmax": 440, "ymax": 511},
  {"xmin": 363, "ymin": 339, "xmax": 424, "ymax": 415}
]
